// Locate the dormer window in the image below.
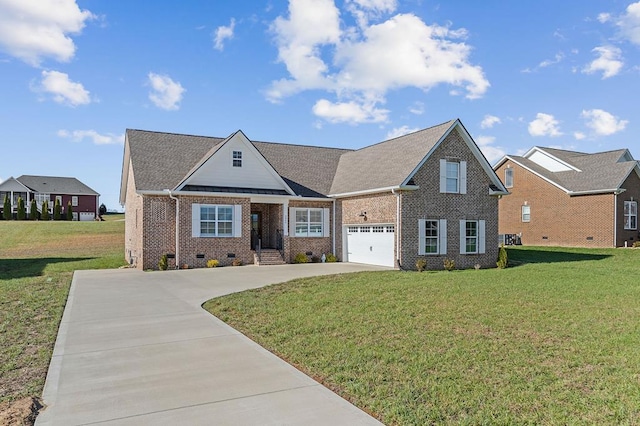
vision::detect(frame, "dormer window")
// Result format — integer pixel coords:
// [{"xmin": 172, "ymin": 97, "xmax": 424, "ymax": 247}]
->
[{"xmin": 232, "ymin": 151, "xmax": 242, "ymax": 167}]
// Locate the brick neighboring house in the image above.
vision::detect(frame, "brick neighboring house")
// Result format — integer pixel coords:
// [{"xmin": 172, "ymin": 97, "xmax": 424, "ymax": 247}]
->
[
  {"xmin": 494, "ymin": 147, "xmax": 640, "ymax": 247},
  {"xmin": 0, "ymin": 175, "xmax": 99, "ymax": 220},
  {"xmin": 119, "ymin": 119, "xmax": 508, "ymax": 270}
]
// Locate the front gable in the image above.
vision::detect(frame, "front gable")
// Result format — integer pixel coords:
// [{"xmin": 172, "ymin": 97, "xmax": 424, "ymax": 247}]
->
[
  {"xmin": 176, "ymin": 131, "xmax": 295, "ymax": 195},
  {"xmin": 0, "ymin": 177, "xmax": 31, "ymax": 193}
]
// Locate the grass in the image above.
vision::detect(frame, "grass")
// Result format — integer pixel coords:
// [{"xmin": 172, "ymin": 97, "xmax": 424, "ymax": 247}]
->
[
  {"xmin": 204, "ymin": 246, "xmax": 640, "ymax": 425},
  {"xmin": 0, "ymin": 215, "xmax": 126, "ymax": 405}
]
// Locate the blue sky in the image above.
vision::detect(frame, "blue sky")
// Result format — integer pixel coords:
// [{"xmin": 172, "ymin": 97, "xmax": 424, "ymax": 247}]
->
[{"xmin": 1, "ymin": 0, "xmax": 639, "ymax": 211}]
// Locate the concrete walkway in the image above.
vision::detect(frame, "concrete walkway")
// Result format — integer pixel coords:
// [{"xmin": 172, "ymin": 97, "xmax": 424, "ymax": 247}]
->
[{"xmin": 36, "ymin": 264, "xmax": 387, "ymax": 425}]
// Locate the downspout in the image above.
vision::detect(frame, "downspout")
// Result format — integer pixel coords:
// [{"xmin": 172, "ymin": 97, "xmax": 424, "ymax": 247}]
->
[
  {"xmin": 614, "ymin": 192, "xmax": 618, "ymax": 247},
  {"xmin": 332, "ymin": 199, "xmax": 336, "ymax": 256},
  {"xmin": 392, "ymin": 188, "xmax": 401, "ymax": 269},
  {"xmin": 167, "ymin": 190, "xmax": 179, "ymax": 269}
]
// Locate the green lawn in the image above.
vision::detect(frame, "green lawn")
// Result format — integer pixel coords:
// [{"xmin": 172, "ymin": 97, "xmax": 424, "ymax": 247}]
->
[
  {"xmin": 205, "ymin": 246, "xmax": 640, "ymax": 425},
  {"xmin": 0, "ymin": 216, "xmax": 126, "ymax": 405}
]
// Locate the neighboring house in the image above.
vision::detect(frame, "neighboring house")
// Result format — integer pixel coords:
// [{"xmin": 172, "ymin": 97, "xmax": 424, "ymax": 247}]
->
[
  {"xmin": 0, "ymin": 175, "xmax": 100, "ymax": 220},
  {"xmin": 494, "ymin": 147, "xmax": 640, "ymax": 247},
  {"xmin": 119, "ymin": 119, "xmax": 508, "ymax": 270}
]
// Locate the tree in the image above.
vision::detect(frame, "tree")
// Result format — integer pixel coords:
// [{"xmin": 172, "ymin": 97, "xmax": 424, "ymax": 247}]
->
[
  {"xmin": 16, "ymin": 197, "xmax": 26, "ymax": 220},
  {"xmin": 41, "ymin": 201, "xmax": 50, "ymax": 221},
  {"xmin": 53, "ymin": 198, "xmax": 62, "ymax": 220},
  {"xmin": 99, "ymin": 203, "xmax": 107, "ymax": 216},
  {"xmin": 2, "ymin": 194, "xmax": 10, "ymax": 220},
  {"xmin": 29, "ymin": 198, "xmax": 38, "ymax": 220},
  {"xmin": 66, "ymin": 200, "xmax": 73, "ymax": 221}
]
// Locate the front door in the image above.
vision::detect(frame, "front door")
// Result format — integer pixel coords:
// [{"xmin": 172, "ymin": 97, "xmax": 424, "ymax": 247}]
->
[{"xmin": 251, "ymin": 212, "xmax": 262, "ymax": 250}]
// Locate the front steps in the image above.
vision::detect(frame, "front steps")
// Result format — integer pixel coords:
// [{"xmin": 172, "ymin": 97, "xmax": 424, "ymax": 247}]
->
[{"xmin": 254, "ymin": 249, "xmax": 286, "ymax": 266}]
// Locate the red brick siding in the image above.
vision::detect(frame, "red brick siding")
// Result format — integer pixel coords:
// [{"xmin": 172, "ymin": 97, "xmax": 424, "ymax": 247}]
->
[
  {"xmin": 287, "ymin": 200, "xmax": 333, "ymax": 262},
  {"xmin": 401, "ymin": 129, "xmax": 500, "ymax": 270},
  {"xmin": 496, "ymin": 161, "xmax": 616, "ymax": 247},
  {"xmin": 124, "ymin": 162, "xmax": 144, "ymax": 268}
]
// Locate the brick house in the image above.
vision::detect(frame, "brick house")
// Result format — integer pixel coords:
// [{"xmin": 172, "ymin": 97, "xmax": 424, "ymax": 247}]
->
[
  {"xmin": 0, "ymin": 175, "xmax": 99, "ymax": 220},
  {"xmin": 494, "ymin": 147, "xmax": 640, "ymax": 247},
  {"xmin": 119, "ymin": 119, "xmax": 508, "ymax": 270}
]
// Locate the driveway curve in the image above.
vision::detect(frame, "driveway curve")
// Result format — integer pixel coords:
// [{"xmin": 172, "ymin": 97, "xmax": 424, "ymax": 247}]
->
[{"xmin": 36, "ymin": 263, "xmax": 387, "ymax": 425}]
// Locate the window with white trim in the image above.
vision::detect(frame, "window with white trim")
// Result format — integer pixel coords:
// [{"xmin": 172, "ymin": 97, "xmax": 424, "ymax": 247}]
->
[
  {"xmin": 295, "ymin": 208, "xmax": 323, "ymax": 237},
  {"xmin": 505, "ymin": 168, "xmax": 513, "ymax": 188},
  {"xmin": 624, "ymin": 201, "xmax": 637, "ymax": 230},
  {"xmin": 460, "ymin": 220, "xmax": 486, "ymax": 254},
  {"xmin": 71, "ymin": 196, "xmax": 78, "ymax": 207},
  {"xmin": 440, "ymin": 159, "xmax": 467, "ymax": 194},
  {"xmin": 232, "ymin": 151, "xmax": 242, "ymax": 167},
  {"xmin": 521, "ymin": 205, "xmax": 530, "ymax": 222},
  {"xmin": 418, "ymin": 219, "xmax": 447, "ymax": 255},
  {"xmin": 200, "ymin": 205, "xmax": 233, "ymax": 237},
  {"xmin": 35, "ymin": 193, "xmax": 50, "ymax": 205}
]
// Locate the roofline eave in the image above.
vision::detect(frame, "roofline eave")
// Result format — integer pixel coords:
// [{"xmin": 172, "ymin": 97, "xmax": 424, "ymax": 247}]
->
[
  {"xmin": 328, "ymin": 185, "xmax": 419, "ymax": 199},
  {"xmin": 139, "ymin": 189, "xmax": 331, "ymax": 202}
]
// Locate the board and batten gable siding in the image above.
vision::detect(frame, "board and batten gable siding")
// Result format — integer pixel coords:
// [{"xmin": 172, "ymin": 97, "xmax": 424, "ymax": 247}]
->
[
  {"xmin": 495, "ymin": 161, "xmax": 615, "ymax": 247},
  {"xmin": 401, "ymin": 128, "xmax": 499, "ymax": 270},
  {"xmin": 184, "ymin": 132, "xmax": 288, "ymax": 191}
]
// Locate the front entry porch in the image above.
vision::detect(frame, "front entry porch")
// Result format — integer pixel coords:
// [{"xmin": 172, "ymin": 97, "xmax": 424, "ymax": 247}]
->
[{"xmin": 251, "ymin": 203, "xmax": 286, "ymax": 265}]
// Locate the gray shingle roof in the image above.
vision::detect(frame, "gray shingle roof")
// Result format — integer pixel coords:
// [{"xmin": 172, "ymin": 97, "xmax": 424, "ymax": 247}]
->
[
  {"xmin": 329, "ymin": 120, "xmax": 455, "ymax": 195},
  {"xmin": 17, "ymin": 175, "xmax": 98, "ymax": 195},
  {"xmin": 507, "ymin": 148, "xmax": 638, "ymax": 193}
]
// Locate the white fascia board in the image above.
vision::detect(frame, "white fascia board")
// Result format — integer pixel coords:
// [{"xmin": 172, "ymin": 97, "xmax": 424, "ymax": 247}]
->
[
  {"xmin": 329, "ymin": 185, "xmax": 419, "ymax": 199},
  {"xmin": 139, "ymin": 190, "xmax": 330, "ymax": 203},
  {"xmin": 569, "ymin": 188, "xmax": 624, "ymax": 196},
  {"xmin": 119, "ymin": 134, "xmax": 131, "ymax": 205}
]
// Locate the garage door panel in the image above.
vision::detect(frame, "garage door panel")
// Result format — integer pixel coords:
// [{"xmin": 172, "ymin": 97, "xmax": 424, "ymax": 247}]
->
[{"xmin": 346, "ymin": 225, "xmax": 394, "ymax": 267}]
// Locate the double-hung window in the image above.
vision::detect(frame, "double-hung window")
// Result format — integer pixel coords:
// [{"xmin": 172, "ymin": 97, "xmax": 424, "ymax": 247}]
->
[
  {"xmin": 192, "ymin": 204, "xmax": 241, "ymax": 238},
  {"xmin": 418, "ymin": 219, "xmax": 447, "ymax": 255},
  {"xmin": 232, "ymin": 151, "xmax": 242, "ymax": 167},
  {"xmin": 72, "ymin": 196, "xmax": 78, "ymax": 207},
  {"xmin": 295, "ymin": 208, "xmax": 323, "ymax": 237},
  {"xmin": 440, "ymin": 159, "xmax": 467, "ymax": 194},
  {"xmin": 521, "ymin": 205, "xmax": 531, "ymax": 222},
  {"xmin": 624, "ymin": 201, "xmax": 637, "ymax": 230},
  {"xmin": 505, "ymin": 168, "xmax": 514, "ymax": 188},
  {"xmin": 459, "ymin": 220, "xmax": 486, "ymax": 254}
]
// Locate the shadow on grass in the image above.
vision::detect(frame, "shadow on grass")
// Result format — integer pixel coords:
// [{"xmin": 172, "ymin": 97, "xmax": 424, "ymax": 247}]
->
[
  {"xmin": 506, "ymin": 247, "xmax": 611, "ymax": 267},
  {"xmin": 0, "ymin": 257, "xmax": 94, "ymax": 279}
]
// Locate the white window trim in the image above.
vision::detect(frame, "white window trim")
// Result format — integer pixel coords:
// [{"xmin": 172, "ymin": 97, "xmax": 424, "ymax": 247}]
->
[
  {"xmin": 521, "ymin": 205, "xmax": 530, "ymax": 223},
  {"xmin": 439, "ymin": 159, "xmax": 467, "ymax": 194},
  {"xmin": 289, "ymin": 207, "xmax": 330, "ymax": 238},
  {"xmin": 71, "ymin": 196, "xmax": 78, "ymax": 207},
  {"xmin": 624, "ymin": 200, "xmax": 637, "ymax": 230},
  {"xmin": 192, "ymin": 203, "xmax": 242, "ymax": 238},
  {"xmin": 459, "ymin": 220, "xmax": 485, "ymax": 255},
  {"xmin": 505, "ymin": 168, "xmax": 513, "ymax": 188},
  {"xmin": 418, "ymin": 219, "xmax": 447, "ymax": 255},
  {"xmin": 232, "ymin": 150, "xmax": 242, "ymax": 167}
]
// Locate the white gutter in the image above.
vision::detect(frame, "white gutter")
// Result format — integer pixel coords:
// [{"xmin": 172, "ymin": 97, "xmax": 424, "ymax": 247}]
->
[
  {"xmin": 569, "ymin": 188, "xmax": 626, "ymax": 196},
  {"xmin": 167, "ymin": 190, "xmax": 180, "ymax": 269},
  {"xmin": 139, "ymin": 190, "xmax": 331, "ymax": 203},
  {"xmin": 392, "ymin": 188, "xmax": 401, "ymax": 269},
  {"xmin": 614, "ymin": 192, "xmax": 618, "ymax": 247},
  {"xmin": 329, "ymin": 185, "xmax": 419, "ymax": 199}
]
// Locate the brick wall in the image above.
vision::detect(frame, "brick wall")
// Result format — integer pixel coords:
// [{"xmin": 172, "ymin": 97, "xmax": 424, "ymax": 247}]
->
[
  {"xmin": 401, "ymin": 128, "xmax": 500, "ymax": 270},
  {"xmin": 495, "ymin": 161, "xmax": 616, "ymax": 247},
  {"xmin": 124, "ymin": 162, "xmax": 144, "ymax": 268}
]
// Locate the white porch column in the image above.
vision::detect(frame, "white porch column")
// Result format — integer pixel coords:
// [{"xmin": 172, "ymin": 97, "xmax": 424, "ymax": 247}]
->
[{"xmin": 282, "ymin": 200, "xmax": 289, "ymax": 236}]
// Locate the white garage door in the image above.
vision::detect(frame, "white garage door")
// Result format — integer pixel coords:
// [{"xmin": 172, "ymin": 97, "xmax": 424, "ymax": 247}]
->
[
  {"xmin": 79, "ymin": 212, "xmax": 95, "ymax": 221},
  {"xmin": 345, "ymin": 224, "xmax": 395, "ymax": 267}
]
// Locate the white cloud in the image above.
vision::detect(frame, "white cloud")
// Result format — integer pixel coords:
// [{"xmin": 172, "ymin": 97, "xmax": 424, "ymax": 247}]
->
[
  {"xmin": 346, "ymin": 0, "xmax": 397, "ymax": 27},
  {"xmin": 268, "ymin": 0, "xmax": 489, "ymax": 124},
  {"xmin": 36, "ymin": 70, "xmax": 91, "ymax": 106},
  {"xmin": 480, "ymin": 114, "xmax": 501, "ymax": 129},
  {"xmin": 539, "ymin": 52, "xmax": 564, "ymax": 68},
  {"xmin": 573, "ymin": 131, "xmax": 586, "ymax": 140},
  {"xmin": 582, "ymin": 45, "xmax": 623, "ymax": 79},
  {"xmin": 213, "ymin": 18, "xmax": 236, "ymax": 51},
  {"xmin": 475, "ymin": 135, "xmax": 505, "ymax": 164},
  {"xmin": 0, "ymin": 0, "xmax": 94, "ymax": 66},
  {"xmin": 598, "ymin": 12, "xmax": 612, "ymax": 23},
  {"xmin": 616, "ymin": 1, "xmax": 640, "ymax": 45},
  {"xmin": 408, "ymin": 101, "xmax": 424, "ymax": 115},
  {"xmin": 57, "ymin": 129, "xmax": 123, "ymax": 145},
  {"xmin": 312, "ymin": 98, "xmax": 389, "ymax": 123},
  {"xmin": 581, "ymin": 109, "xmax": 628, "ymax": 136},
  {"xmin": 385, "ymin": 125, "xmax": 419, "ymax": 140},
  {"xmin": 147, "ymin": 72, "xmax": 185, "ymax": 110},
  {"xmin": 528, "ymin": 113, "xmax": 563, "ymax": 137}
]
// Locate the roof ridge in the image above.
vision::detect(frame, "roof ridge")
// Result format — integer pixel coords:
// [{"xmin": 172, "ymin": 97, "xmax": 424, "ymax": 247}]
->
[
  {"xmin": 18, "ymin": 174, "xmax": 79, "ymax": 180},
  {"xmin": 253, "ymin": 140, "xmax": 353, "ymax": 152},
  {"xmin": 347, "ymin": 119, "xmax": 455, "ymax": 153},
  {"xmin": 126, "ymin": 128, "xmax": 226, "ymax": 140}
]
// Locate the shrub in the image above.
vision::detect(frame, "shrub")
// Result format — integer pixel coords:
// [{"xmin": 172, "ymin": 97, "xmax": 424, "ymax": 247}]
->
[
  {"xmin": 2, "ymin": 194, "xmax": 10, "ymax": 220},
  {"xmin": 53, "ymin": 198, "xmax": 62, "ymax": 220},
  {"xmin": 325, "ymin": 253, "xmax": 337, "ymax": 262},
  {"xmin": 496, "ymin": 244, "xmax": 508, "ymax": 269},
  {"xmin": 416, "ymin": 258, "xmax": 427, "ymax": 272},
  {"xmin": 158, "ymin": 254, "xmax": 168, "ymax": 271},
  {"xmin": 232, "ymin": 258, "xmax": 243, "ymax": 266},
  {"xmin": 16, "ymin": 197, "xmax": 26, "ymax": 220},
  {"xmin": 294, "ymin": 253, "xmax": 308, "ymax": 264},
  {"xmin": 311, "ymin": 255, "xmax": 321, "ymax": 263},
  {"xmin": 443, "ymin": 258, "xmax": 455, "ymax": 271},
  {"xmin": 29, "ymin": 199, "xmax": 38, "ymax": 220},
  {"xmin": 206, "ymin": 259, "xmax": 219, "ymax": 268},
  {"xmin": 66, "ymin": 201, "xmax": 73, "ymax": 221},
  {"xmin": 99, "ymin": 203, "xmax": 107, "ymax": 216},
  {"xmin": 41, "ymin": 201, "xmax": 50, "ymax": 221},
  {"xmin": 632, "ymin": 241, "xmax": 640, "ymax": 248},
  {"xmin": 474, "ymin": 263, "xmax": 481, "ymax": 270}
]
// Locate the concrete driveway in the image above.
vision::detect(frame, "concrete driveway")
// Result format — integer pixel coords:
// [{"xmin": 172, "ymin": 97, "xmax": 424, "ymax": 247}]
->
[{"xmin": 36, "ymin": 263, "xmax": 387, "ymax": 425}]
